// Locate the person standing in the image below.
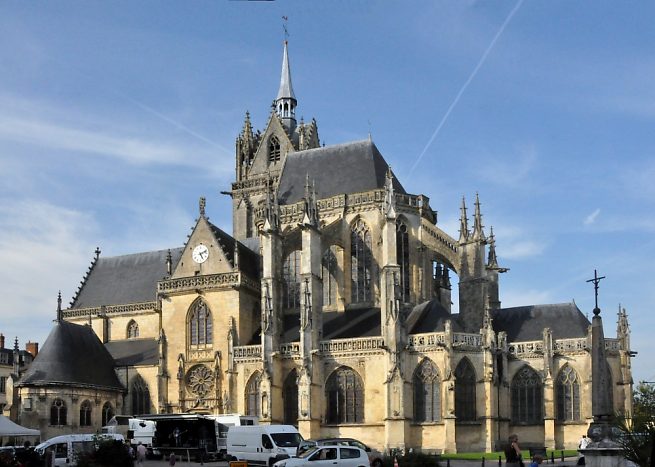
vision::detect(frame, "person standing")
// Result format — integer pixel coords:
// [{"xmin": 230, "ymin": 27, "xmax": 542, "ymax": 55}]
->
[
  {"xmin": 136, "ymin": 442, "xmax": 147, "ymax": 466},
  {"xmin": 577, "ymin": 434, "xmax": 589, "ymax": 465},
  {"xmin": 504, "ymin": 434, "xmax": 523, "ymax": 467},
  {"xmin": 169, "ymin": 452, "xmax": 177, "ymax": 466}
]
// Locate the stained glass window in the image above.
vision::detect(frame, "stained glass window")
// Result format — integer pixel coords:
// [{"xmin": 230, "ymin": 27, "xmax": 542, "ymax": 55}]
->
[
  {"xmin": 455, "ymin": 359, "xmax": 477, "ymax": 421},
  {"xmin": 246, "ymin": 372, "xmax": 261, "ymax": 417},
  {"xmin": 131, "ymin": 375, "xmax": 151, "ymax": 415},
  {"xmin": 414, "ymin": 359, "xmax": 441, "ymax": 422},
  {"xmin": 102, "ymin": 402, "xmax": 114, "ymax": 427},
  {"xmin": 351, "ymin": 220, "xmax": 372, "ymax": 303},
  {"xmin": 322, "ymin": 246, "xmax": 338, "ymax": 307},
  {"xmin": 189, "ymin": 300, "xmax": 213, "ymax": 346},
  {"xmin": 556, "ymin": 365, "xmax": 581, "ymax": 421},
  {"xmin": 511, "ymin": 366, "xmax": 543, "ymax": 424},
  {"xmin": 50, "ymin": 398, "xmax": 67, "ymax": 426},
  {"xmin": 79, "ymin": 400, "xmax": 92, "ymax": 427},
  {"xmin": 326, "ymin": 367, "xmax": 364, "ymax": 424}
]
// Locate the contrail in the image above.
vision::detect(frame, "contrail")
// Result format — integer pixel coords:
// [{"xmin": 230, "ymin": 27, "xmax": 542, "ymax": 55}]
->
[{"xmin": 409, "ymin": 0, "xmax": 524, "ymax": 175}]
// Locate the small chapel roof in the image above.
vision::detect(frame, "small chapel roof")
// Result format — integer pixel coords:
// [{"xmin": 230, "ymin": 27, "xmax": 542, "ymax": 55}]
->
[
  {"xmin": 71, "ymin": 248, "xmax": 183, "ymax": 309},
  {"xmin": 492, "ymin": 302, "xmax": 590, "ymax": 341},
  {"xmin": 277, "ymin": 139, "xmax": 406, "ymax": 205},
  {"xmin": 105, "ymin": 338, "xmax": 159, "ymax": 367},
  {"xmin": 18, "ymin": 320, "xmax": 124, "ymax": 391}
]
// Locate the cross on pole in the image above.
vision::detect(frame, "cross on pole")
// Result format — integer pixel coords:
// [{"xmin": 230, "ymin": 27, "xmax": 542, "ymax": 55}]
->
[{"xmin": 586, "ymin": 269, "xmax": 606, "ymax": 315}]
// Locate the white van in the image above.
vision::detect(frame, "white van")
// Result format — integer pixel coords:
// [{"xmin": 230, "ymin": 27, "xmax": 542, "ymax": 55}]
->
[
  {"xmin": 206, "ymin": 413, "xmax": 259, "ymax": 459},
  {"xmin": 227, "ymin": 425, "xmax": 302, "ymax": 467},
  {"xmin": 35, "ymin": 433, "xmax": 125, "ymax": 466}
]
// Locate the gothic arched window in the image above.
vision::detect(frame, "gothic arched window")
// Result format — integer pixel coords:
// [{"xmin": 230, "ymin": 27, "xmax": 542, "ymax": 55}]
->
[
  {"xmin": 246, "ymin": 372, "xmax": 261, "ymax": 417},
  {"xmin": 455, "ymin": 358, "xmax": 477, "ymax": 421},
  {"xmin": 188, "ymin": 300, "xmax": 213, "ymax": 347},
  {"xmin": 50, "ymin": 398, "xmax": 67, "ymax": 426},
  {"xmin": 283, "ymin": 250, "xmax": 301, "ymax": 310},
  {"xmin": 397, "ymin": 221, "xmax": 410, "ymax": 302},
  {"xmin": 102, "ymin": 402, "xmax": 114, "ymax": 427},
  {"xmin": 283, "ymin": 369, "xmax": 299, "ymax": 425},
  {"xmin": 351, "ymin": 220, "xmax": 372, "ymax": 303},
  {"xmin": 511, "ymin": 366, "xmax": 543, "ymax": 424},
  {"xmin": 322, "ymin": 246, "xmax": 339, "ymax": 307},
  {"xmin": 79, "ymin": 400, "xmax": 92, "ymax": 427},
  {"xmin": 127, "ymin": 320, "xmax": 139, "ymax": 339},
  {"xmin": 268, "ymin": 136, "xmax": 281, "ymax": 163},
  {"xmin": 131, "ymin": 375, "xmax": 152, "ymax": 415},
  {"xmin": 413, "ymin": 359, "xmax": 441, "ymax": 422},
  {"xmin": 556, "ymin": 365, "xmax": 581, "ymax": 421},
  {"xmin": 325, "ymin": 367, "xmax": 364, "ymax": 424}
]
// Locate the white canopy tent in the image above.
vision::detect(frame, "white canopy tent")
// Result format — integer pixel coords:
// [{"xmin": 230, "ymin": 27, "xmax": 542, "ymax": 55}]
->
[{"xmin": 0, "ymin": 415, "xmax": 40, "ymax": 437}]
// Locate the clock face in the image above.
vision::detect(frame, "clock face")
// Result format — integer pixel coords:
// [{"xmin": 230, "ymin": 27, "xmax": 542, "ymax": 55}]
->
[{"xmin": 192, "ymin": 244, "xmax": 209, "ymax": 264}]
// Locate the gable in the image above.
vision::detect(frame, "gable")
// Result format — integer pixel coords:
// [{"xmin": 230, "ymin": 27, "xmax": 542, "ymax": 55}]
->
[{"xmin": 248, "ymin": 114, "xmax": 295, "ymax": 176}]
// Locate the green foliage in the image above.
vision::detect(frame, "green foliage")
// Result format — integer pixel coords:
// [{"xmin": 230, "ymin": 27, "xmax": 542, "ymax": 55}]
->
[
  {"xmin": 76, "ymin": 439, "xmax": 133, "ymax": 467},
  {"xmin": 614, "ymin": 381, "xmax": 655, "ymax": 467}
]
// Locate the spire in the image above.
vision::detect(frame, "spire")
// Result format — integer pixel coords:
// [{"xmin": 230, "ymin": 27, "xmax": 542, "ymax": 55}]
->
[
  {"xmin": 459, "ymin": 196, "xmax": 469, "ymax": 242},
  {"xmin": 302, "ymin": 174, "xmax": 319, "ymax": 227},
  {"xmin": 166, "ymin": 249, "xmax": 172, "ymax": 276},
  {"xmin": 199, "ymin": 196, "xmax": 206, "ymax": 218},
  {"xmin": 472, "ymin": 192, "xmax": 485, "ymax": 242},
  {"xmin": 487, "ymin": 226, "xmax": 499, "ymax": 268},
  {"xmin": 56, "ymin": 290, "xmax": 63, "ymax": 322},
  {"xmin": 275, "ymin": 41, "xmax": 297, "ymax": 130}
]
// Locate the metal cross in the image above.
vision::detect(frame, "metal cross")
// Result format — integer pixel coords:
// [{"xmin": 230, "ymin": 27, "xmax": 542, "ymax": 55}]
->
[{"xmin": 586, "ymin": 269, "xmax": 606, "ymax": 315}]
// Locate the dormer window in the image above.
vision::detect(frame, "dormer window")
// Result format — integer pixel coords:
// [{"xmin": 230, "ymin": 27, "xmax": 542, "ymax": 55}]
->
[{"xmin": 268, "ymin": 136, "xmax": 281, "ymax": 163}]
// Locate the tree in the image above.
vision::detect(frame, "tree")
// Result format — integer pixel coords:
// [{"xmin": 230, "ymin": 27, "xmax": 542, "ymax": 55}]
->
[{"xmin": 616, "ymin": 382, "xmax": 655, "ymax": 467}]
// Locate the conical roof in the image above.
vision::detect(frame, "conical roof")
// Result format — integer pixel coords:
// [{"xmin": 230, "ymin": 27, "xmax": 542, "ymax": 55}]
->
[
  {"xmin": 276, "ymin": 41, "xmax": 296, "ymax": 101},
  {"xmin": 18, "ymin": 320, "xmax": 124, "ymax": 391}
]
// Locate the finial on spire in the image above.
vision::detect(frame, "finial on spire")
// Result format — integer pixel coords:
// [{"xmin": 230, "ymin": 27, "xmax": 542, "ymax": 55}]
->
[
  {"xmin": 166, "ymin": 249, "xmax": 172, "ymax": 276},
  {"xmin": 233, "ymin": 242, "xmax": 240, "ymax": 270},
  {"xmin": 94, "ymin": 247, "xmax": 101, "ymax": 260},
  {"xmin": 56, "ymin": 290, "xmax": 63, "ymax": 322},
  {"xmin": 586, "ymin": 269, "xmax": 606, "ymax": 315},
  {"xmin": 472, "ymin": 192, "xmax": 485, "ymax": 242},
  {"xmin": 459, "ymin": 196, "xmax": 469, "ymax": 242},
  {"xmin": 199, "ymin": 197, "xmax": 206, "ymax": 217}
]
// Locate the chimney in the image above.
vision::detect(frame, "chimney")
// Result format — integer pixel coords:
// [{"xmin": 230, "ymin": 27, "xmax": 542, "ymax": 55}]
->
[
  {"xmin": 0, "ymin": 334, "xmax": 4, "ymax": 349},
  {"xmin": 26, "ymin": 341, "xmax": 38, "ymax": 357}
]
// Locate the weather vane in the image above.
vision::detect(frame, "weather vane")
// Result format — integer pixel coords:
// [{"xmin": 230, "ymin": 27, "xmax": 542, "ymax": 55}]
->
[
  {"xmin": 586, "ymin": 269, "xmax": 606, "ymax": 316},
  {"xmin": 282, "ymin": 16, "xmax": 289, "ymax": 41}
]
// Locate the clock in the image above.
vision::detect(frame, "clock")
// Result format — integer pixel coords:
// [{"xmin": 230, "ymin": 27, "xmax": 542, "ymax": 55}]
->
[{"xmin": 192, "ymin": 244, "xmax": 209, "ymax": 264}]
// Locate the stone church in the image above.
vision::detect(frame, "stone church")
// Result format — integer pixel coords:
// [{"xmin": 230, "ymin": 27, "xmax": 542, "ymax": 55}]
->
[{"xmin": 13, "ymin": 41, "xmax": 634, "ymax": 452}]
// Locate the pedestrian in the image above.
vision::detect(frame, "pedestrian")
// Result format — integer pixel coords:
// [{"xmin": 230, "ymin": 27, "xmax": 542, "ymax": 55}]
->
[
  {"xmin": 530, "ymin": 454, "xmax": 543, "ymax": 466},
  {"xmin": 577, "ymin": 434, "xmax": 589, "ymax": 465},
  {"xmin": 504, "ymin": 434, "xmax": 523, "ymax": 467},
  {"xmin": 169, "ymin": 452, "xmax": 177, "ymax": 466},
  {"xmin": 136, "ymin": 442, "xmax": 147, "ymax": 466}
]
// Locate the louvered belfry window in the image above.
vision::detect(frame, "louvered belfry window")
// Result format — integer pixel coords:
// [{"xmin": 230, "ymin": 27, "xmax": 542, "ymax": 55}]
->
[
  {"xmin": 511, "ymin": 366, "xmax": 543, "ymax": 424},
  {"xmin": 326, "ymin": 367, "xmax": 364, "ymax": 424}
]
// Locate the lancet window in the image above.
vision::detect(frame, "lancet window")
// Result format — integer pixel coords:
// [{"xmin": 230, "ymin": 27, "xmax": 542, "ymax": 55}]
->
[
  {"xmin": 283, "ymin": 369, "xmax": 299, "ymax": 425},
  {"xmin": 50, "ymin": 398, "xmax": 67, "ymax": 426},
  {"xmin": 268, "ymin": 136, "xmax": 281, "ymax": 163},
  {"xmin": 188, "ymin": 300, "xmax": 213, "ymax": 347},
  {"xmin": 454, "ymin": 358, "xmax": 477, "ymax": 421},
  {"xmin": 322, "ymin": 246, "xmax": 339, "ymax": 307},
  {"xmin": 101, "ymin": 402, "xmax": 114, "ymax": 427},
  {"xmin": 246, "ymin": 372, "xmax": 261, "ymax": 417},
  {"xmin": 397, "ymin": 221, "xmax": 410, "ymax": 302},
  {"xmin": 283, "ymin": 250, "xmax": 302, "ymax": 310},
  {"xmin": 79, "ymin": 400, "xmax": 92, "ymax": 427},
  {"xmin": 127, "ymin": 320, "xmax": 139, "ymax": 339},
  {"xmin": 511, "ymin": 366, "xmax": 543, "ymax": 424},
  {"xmin": 413, "ymin": 359, "xmax": 441, "ymax": 422},
  {"xmin": 325, "ymin": 367, "xmax": 364, "ymax": 424},
  {"xmin": 351, "ymin": 220, "xmax": 372, "ymax": 303},
  {"xmin": 556, "ymin": 365, "xmax": 581, "ymax": 421},
  {"xmin": 131, "ymin": 375, "xmax": 151, "ymax": 415}
]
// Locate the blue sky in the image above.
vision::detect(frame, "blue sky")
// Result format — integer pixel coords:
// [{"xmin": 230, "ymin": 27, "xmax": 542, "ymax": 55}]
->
[{"xmin": 1, "ymin": 1, "xmax": 653, "ymax": 382}]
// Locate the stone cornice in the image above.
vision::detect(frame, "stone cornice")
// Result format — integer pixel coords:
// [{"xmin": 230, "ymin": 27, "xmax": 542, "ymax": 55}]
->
[
  {"xmin": 158, "ymin": 272, "xmax": 260, "ymax": 296},
  {"xmin": 62, "ymin": 301, "xmax": 156, "ymax": 319}
]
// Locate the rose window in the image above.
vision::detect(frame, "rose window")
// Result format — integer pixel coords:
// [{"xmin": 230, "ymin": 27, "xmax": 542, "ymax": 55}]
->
[{"xmin": 186, "ymin": 365, "xmax": 214, "ymax": 397}]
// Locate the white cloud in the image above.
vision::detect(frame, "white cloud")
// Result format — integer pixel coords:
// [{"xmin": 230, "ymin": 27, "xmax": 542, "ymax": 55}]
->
[
  {"xmin": 584, "ymin": 208, "xmax": 601, "ymax": 225},
  {"xmin": 492, "ymin": 225, "xmax": 546, "ymax": 260}
]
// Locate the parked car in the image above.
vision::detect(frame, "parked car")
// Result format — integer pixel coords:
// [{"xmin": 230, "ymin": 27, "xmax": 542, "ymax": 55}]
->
[
  {"xmin": 296, "ymin": 438, "xmax": 383, "ymax": 467},
  {"xmin": 275, "ymin": 445, "xmax": 369, "ymax": 467}
]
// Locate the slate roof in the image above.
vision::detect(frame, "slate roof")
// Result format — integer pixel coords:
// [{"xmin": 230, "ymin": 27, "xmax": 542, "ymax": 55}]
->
[
  {"xmin": 105, "ymin": 338, "xmax": 159, "ymax": 367},
  {"xmin": 18, "ymin": 320, "xmax": 124, "ymax": 391},
  {"xmin": 72, "ymin": 248, "xmax": 183, "ymax": 309},
  {"xmin": 277, "ymin": 140, "xmax": 406, "ymax": 205},
  {"xmin": 407, "ymin": 299, "xmax": 464, "ymax": 334},
  {"xmin": 492, "ymin": 303, "xmax": 590, "ymax": 342},
  {"xmin": 207, "ymin": 222, "xmax": 260, "ymax": 280}
]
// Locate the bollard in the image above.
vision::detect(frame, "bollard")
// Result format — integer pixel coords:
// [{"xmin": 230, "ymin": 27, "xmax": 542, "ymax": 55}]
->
[
  {"xmin": 481, "ymin": 457, "xmax": 485, "ymax": 466},
  {"xmin": 560, "ymin": 450, "xmax": 564, "ymax": 462},
  {"xmin": 447, "ymin": 459, "xmax": 451, "ymax": 467},
  {"xmin": 498, "ymin": 455, "xmax": 502, "ymax": 467},
  {"xmin": 551, "ymin": 451, "xmax": 555, "ymax": 464}
]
